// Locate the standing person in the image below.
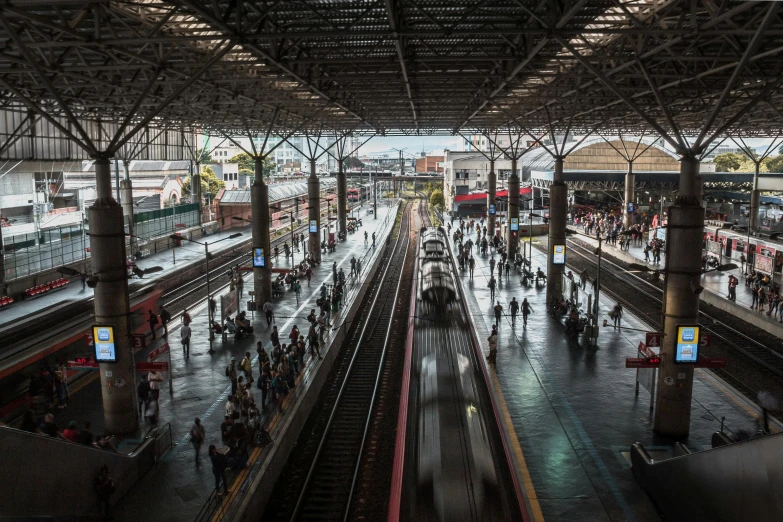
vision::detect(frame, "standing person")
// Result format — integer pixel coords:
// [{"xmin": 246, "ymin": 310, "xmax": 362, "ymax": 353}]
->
[
  {"xmin": 160, "ymin": 306, "xmax": 172, "ymax": 339},
  {"xmin": 180, "ymin": 321, "xmax": 192, "ymax": 358},
  {"xmin": 94, "ymin": 465, "xmax": 115, "ymax": 520},
  {"xmin": 521, "ymin": 298, "xmax": 533, "ymax": 327},
  {"xmin": 240, "ymin": 351, "xmax": 254, "ymax": 386},
  {"xmin": 740, "ymin": 253, "xmax": 747, "ymax": 275},
  {"xmin": 489, "ymin": 256, "xmax": 496, "ymax": 276},
  {"xmin": 137, "ymin": 375, "xmax": 150, "ymax": 416},
  {"xmin": 147, "ymin": 369, "xmax": 163, "ymax": 400},
  {"xmin": 208, "ymin": 298, "xmax": 216, "ymax": 323},
  {"xmin": 81, "ymin": 272, "xmax": 87, "ymax": 290},
  {"xmin": 226, "ymin": 358, "xmax": 238, "ymax": 396},
  {"xmin": 643, "ymin": 243, "xmax": 651, "ymax": 263},
  {"xmin": 580, "ymin": 269, "xmax": 589, "ymax": 290},
  {"xmin": 468, "ymin": 256, "xmax": 475, "ymax": 279},
  {"xmin": 488, "ymin": 276, "xmax": 496, "ymax": 301},
  {"xmin": 486, "ymin": 325, "xmax": 498, "ymax": 364},
  {"xmin": 190, "ymin": 418, "xmax": 206, "ymax": 468},
  {"xmin": 236, "ymin": 274, "xmax": 244, "ymax": 300},
  {"xmin": 350, "ymin": 257, "xmax": 357, "ymax": 277},
  {"xmin": 372, "ymin": 232, "xmax": 376, "ymax": 247},
  {"xmin": 55, "ymin": 362, "xmax": 69, "ymax": 408},
  {"xmin": 209, "ymin": 445, "xmax": 229, "ymax": 499},
  {"xmin": 148, "ymin": 310, "xmax": 159, "ymax": 340},
  {"xmin": 294, "ymin": 280, "xmax": 302, "ymax": 305},
  {"xmin": 509, "ymin": 298, "xmax": 519, "ymax": 326},
  {"xmin": 270, "ymin": 325, "xmax": 280, "ymax": 348},
  {"xmin": 493, "ymin": 301, "xmax": 503, "ymax": 327},
  {"xmin": 263, "ymin": 300, "xmax": 274, "ymax": 327},
  {"xmin": 728, "ymin": 275, "xmax": 738, "ymax": 302},
  {"xmin": 305, "ymin": 265, "xmax": 312, "ymax": 287}
]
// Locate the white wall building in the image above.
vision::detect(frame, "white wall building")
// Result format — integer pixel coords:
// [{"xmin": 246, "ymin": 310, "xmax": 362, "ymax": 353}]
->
[{"xmin": 442, "ymin": 150, "xmax": 516, "ymax": 214}]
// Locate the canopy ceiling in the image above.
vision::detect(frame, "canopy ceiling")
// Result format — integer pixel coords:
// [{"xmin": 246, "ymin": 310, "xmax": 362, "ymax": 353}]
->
[{"xmin": 2, "ymin": 0, "xmax": 783, "ymax": 154}]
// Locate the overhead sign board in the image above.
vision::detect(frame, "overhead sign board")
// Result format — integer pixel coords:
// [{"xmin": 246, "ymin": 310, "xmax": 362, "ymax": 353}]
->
[
  {"xmin": 510, "ymin": 217, "xmax": 519, "ymax": 231},
  {"xmin": 675, "ymin": 325, "xmax": 700, "ymax": 363},
  {"xmin": 253, "ymin": 247, "xmax": 265, "ymax": 268},
  {"xmin": 645, "ymin": 332, "xmax": 661, "ymax": 348},
  {"xmin": 92, "ymin": 325, "xmax": 117, "ymax": 363},
  {"xmin": 148, "ymin": 343, "xmax": 170, "ymax": 361},
  {"xmin": 135, "ymin": 361, "xmax": 169, "ymax": 372},
  {"xmin": 552, "ymin": 244, "xmax": 566, "ymax": 265}
]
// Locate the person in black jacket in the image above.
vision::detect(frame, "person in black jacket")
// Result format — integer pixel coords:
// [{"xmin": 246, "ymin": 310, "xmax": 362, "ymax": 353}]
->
[{"xmin": 209, "ymin": 445, "xmax": 229, "ymax": 498}]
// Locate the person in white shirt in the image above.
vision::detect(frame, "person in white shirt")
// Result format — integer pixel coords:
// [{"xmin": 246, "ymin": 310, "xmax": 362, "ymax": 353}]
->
[
  {"xmin": 148, "ymin": 370, "xmax": 163, "ymax": 400},
  {"xmin": 181, "ymin": 323, "xmax": 192, "ymax": 358}
]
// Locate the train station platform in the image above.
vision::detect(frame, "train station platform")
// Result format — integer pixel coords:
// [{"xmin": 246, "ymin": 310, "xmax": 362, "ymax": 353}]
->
[
  {"xmin": 3, "ymin": 202, "xmax": 399, "ymax": 521},
  {"xmin": 566, "ymin": 224, "xmax": 783, "ymax": 339},
  {"xmin": 0, "ymin": 224, "xmax": 253, "ymax": 327},
  {"xmin": 448, "ymin": 228, "xmax": 780, "ymax": 522}
]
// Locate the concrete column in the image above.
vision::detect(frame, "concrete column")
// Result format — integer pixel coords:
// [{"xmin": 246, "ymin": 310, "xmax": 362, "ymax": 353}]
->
[
  {"xmin": 252, "ymin": 158, "xmax": 272, "ymax": 305},
  {"xmin": 749, "ymin": 162, "xmax": 760, "ymax": 231},
  {"xmin": 546, "ymin": 157, "xmax": 567, "ymax": 305},
  {"xmin": 0, "ymin": 223, "xmax": 5, "ymax": 286},
  {"xmin": 654, "ymin": 155, "xmax": 703, "ymax": 438},
  {"xmin": 507, "ymin": 158, "xmax": 520, "ymax": 261},
  {"xmin": 89, "ymin": 158, "xmax": 137, "ymax": 434},
  {"xmin": 308, "ymin": 162, "xmax": 321, "ymax": 262},
  {"xmin": 337, "ymin": 160, "xmax": 347, "ymax": 237},
  {"xmin": 487, "ymin": 159, "xmax": 496, "ymax": 237},
  {"xmin": 624, "ymin": 162, "xmax": 635, "ymax": 229},
  {"xmin": 192, "ymin": 161, "xmax": 202, "ymax": 224},
  {"xmin": 120, "ymin": 162, "xmax": 137, "ymax": 257}
]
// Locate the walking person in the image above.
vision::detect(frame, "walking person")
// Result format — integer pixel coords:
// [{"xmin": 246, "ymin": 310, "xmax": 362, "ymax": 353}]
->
[
  {"xmin": 489, "ymin": 256, "xmax": 496, "ymax": 276},
  {"xmin": 81, "ymin": 272, "xmax": 87, "ymax": 291},
  {"xmin": 160, "ymin": 306, "xmax": 172, "ymax": 339},
  {"xmin": 236, "ymin": 274, "xmax": 244, "ymax": 300},
  {"xmin": 611, "ymin": 303, "xmax": 623, "ymax": 328},
  {"xmin": 137, "ymin": 375, "xmax": 150, "ymax": 416},
  {"xmin": 509, "ymin": 297, "xmax": 519, "ymax": 326},
  {"xmin": 468, "ymin": 255, "xmax": 475, "ymax": 279},
  {"xmin": 493, "ymin": 301, "xmax": 503, "ymax": 327},
  {"xmin": 240, "ymin": 351, "xmax": 254, "ymax": 385},
  {"xmin": 263, "ymin": 300, "xmax": 274, "ymax": 327},
  {"xmin": 226, "ymin": 358, "xmax": 238, "ymax": 396},
  {"xmin": 521, "ymin": 298, "xmax": 533, "ymax": 327},
  {"xmin": 294, "ymin": 280, "xmax": 302, "ymax": 305},
  {"xmin": 488, "ymin": 276, "xmax": 496, "ymax": 301},
  {"xmin": 181, "ymin": 321, "xmax": 192, "ymax": 358},
  {"xmin": 190, "ymin": 417, "xmax": 205, "ymax": 467},
  {"xmin": 147, "ymin": 369, "xmax": 163, "ymax": 400}
]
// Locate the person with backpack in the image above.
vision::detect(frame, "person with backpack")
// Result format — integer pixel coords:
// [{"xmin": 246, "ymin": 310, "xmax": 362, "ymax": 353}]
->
[
  {"xmin": 148, "ymin": 309, "xmax": 159, "ymax": 340},
  {"xmin": 190, "ymin": 417, "xmax": 205, "ymax": 468},
  {"xmin": 226, "ymin": 358, "xmax": 238, "ymax": 396}
]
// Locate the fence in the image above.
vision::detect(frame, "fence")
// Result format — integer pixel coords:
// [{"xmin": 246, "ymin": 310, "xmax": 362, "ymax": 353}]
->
[
  {"xmin": 3, "ymin": 222, "xmax": 89, "ymax": 281},
  {"xmin": 134, "ymin": 203, "xmax": 200, "ymax": 240}
]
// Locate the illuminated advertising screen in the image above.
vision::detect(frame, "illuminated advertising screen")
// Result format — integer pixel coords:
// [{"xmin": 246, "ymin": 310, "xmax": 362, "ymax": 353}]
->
[
  {"xmin": 309, "ymin": 220, "xmax": 318, "ymax": 233},
  {"xmin": 488, "ymin": 204, "xmax": 496, "ymax": 215},
  {"xmin": 510, "ymin": 217, "xmax": 519, "ymax": 231},
  {"xmin": 628, "ymin": 202, "xmax": 635, "ymax": 213},
  {"xmin": 253, "ymin": 248, "xmax": 265, "ymax": 268},
  {"xmin": 552, "ymin": 244, "xmax": 566, "ymax": 265},
  {"xmin": 675, "ymin": 325, "xmax": 700, "ymax": 363},
  {"xmin": 93, "ymin": 325, "xmax": 117, "ymax": 363}
]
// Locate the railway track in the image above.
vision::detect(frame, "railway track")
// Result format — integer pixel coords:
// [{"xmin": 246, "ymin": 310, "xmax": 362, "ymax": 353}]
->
[
  {"xmin": 262, "ymin": 201, "xmax": 416, "ymax": 522},
  {"xmin": 551, "ymin": 235, "xmax": 783, "ymax": 407}
]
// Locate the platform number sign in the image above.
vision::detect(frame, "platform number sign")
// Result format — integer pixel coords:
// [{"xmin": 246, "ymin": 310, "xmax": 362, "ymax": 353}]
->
[{"xmin": 645, "ymin": 332, "xmax": 661, "ymax": 348}]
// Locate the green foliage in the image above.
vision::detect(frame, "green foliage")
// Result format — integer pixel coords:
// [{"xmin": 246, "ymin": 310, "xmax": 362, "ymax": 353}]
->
[
  {"xmin": 766, "ymin": 155, "xmax": 783, "ymax": 173},
  {"xmin": 182, "ymin": 165, "xmax": 225, "ymax": 200},
  {"xmin": 343, "ymin": 157, "xmax": 364, "ymax": 169},
  {"xmin": 429, "ymin": 189, "xmax": 445, "ymax": 211},
  {"xmin": 228, "ymin": 153, "xmax": 276, "ymax": 177},
  {"xmin": 713, "ymin": 152, "xmax": 744, "ymax": 172}
]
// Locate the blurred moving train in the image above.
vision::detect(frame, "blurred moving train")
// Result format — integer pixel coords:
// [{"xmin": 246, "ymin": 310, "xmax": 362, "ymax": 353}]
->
[
  {"xmin": 418, "ymin": 227, "xmax": 457, "ymax": 305},
  {"xmin": 704, "ymin": 223, "xmax": 783, "ymax": 275}
]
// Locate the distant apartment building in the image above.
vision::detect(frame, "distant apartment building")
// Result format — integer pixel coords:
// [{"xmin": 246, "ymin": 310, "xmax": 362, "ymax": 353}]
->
[{"xmin": 416, "ymin": 155, "xmax": 444, "ymax": 173}]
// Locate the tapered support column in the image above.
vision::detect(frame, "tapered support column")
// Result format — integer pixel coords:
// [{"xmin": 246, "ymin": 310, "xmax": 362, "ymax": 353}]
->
[
  {"xmin": 487, "ymin": 160, "xmax": 496, "ymax": 237},
  {"xmin": 192, "ymin": 162, "xmax": 202, "ymax": 224},
  {"xmin": 624, "ymin": 162, "xmax": 635, "ymax": 229},
  {"xmin": 546, "ymin": 158, "xmax": 567, "ymax": 305},
  {"xmin": 90, "ymin": 158, "xmax": 137, "ymax": 434},
  {"xmin": 654, "ymin": 156, "xmax": 703, "ymax": 438},
  {"xmin": 0, "ymin": 224, "xmax": 5, "ymax": 285},
  {"xmin": 308, "ymin": 164, "xmax": 321, "ymax": 263},
  {"xmin": 252, "ymin": 159, "xmax": 272, "ymax": 305},
  {"xmin": 337, "ymin": 161, "xmax": 347, "ymax": 236},
  {"xmin": 120, "ymin": 161, "xmax": 136, "ymax": 257},
  {"xmin": 507, "ymin": 159, "xmax": 520, "ymax": 261},
  {"xmin": 750, "ymin": 163, "xmax": 760, "ymax": 231}
]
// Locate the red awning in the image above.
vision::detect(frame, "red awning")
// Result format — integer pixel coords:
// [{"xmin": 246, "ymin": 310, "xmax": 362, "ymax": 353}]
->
[{"xmin": 453, "ymin": 187, "xmax": 532, "ymax": 203}]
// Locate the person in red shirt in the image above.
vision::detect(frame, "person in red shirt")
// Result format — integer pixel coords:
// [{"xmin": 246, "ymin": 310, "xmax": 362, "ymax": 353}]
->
[
  {"xmin": 61, "ymin": 420, "xmax": 79, "ymax": 442},
  {"xmin": 289, "ymin": 325, "xmax": 300, "ymax": 345}
]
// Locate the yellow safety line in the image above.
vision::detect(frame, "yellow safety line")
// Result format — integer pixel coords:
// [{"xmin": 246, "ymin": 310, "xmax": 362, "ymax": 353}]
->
[
  {"xmin": 488, "ymin": 367, "xmax": 545, "ymax": 522},
  {"xmin": 211, "ymin": 446, "xmax": 263, "ymax": 522}
]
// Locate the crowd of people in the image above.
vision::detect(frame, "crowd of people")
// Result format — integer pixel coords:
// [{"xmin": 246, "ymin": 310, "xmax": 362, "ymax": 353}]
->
[{"xmin": 573, "ymin": 211, "xmax": 664, "ymax": 263}]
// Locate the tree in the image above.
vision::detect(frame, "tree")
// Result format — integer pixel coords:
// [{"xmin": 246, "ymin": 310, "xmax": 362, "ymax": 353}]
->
[
  {"xmin": 228, "ymin": 153, "xmax": 276, "ymax": 177},
  {"xmin": 343, "ymin": 157, "xmax": 364, "ymax": 169},
  {"xmin": 765, "ymin": 155, "xmax": 783, "ymax": 173},
  {"xmin": 430, "ymin": 189, "xmax": 445, "ymax": 211},
  {"xmin": 713, "ymin": 152, "xmax": 744, "ymax": 172},
  {"xmin": 182, "ymin": 165, "xmax": 225, "ymax": 200}
]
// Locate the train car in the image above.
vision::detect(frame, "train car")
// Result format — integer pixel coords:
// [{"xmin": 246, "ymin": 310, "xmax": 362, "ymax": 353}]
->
[
  {"xmin": 347, "ymin": 187, "xmax": 360, "ymax": 202},
  {"xmin": 347, "ymin": 184, "xmax": 372, "ymax": 202},
  {"xmin": 417, "ymin": 352, "xmax": 500, "ymax": 521},
  {"xmin": 419, "ymin": 227, "xmax": 457, "ymax": 305},
  {"xmin": 703, "ymin": 223, "xmax": 783, "ymax": 275}
]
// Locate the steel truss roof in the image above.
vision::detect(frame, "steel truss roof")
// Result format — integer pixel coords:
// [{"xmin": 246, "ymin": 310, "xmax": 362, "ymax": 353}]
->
[{"xmin": 2, "ymin": 0, "xmax": 783, "ymax": 156}]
